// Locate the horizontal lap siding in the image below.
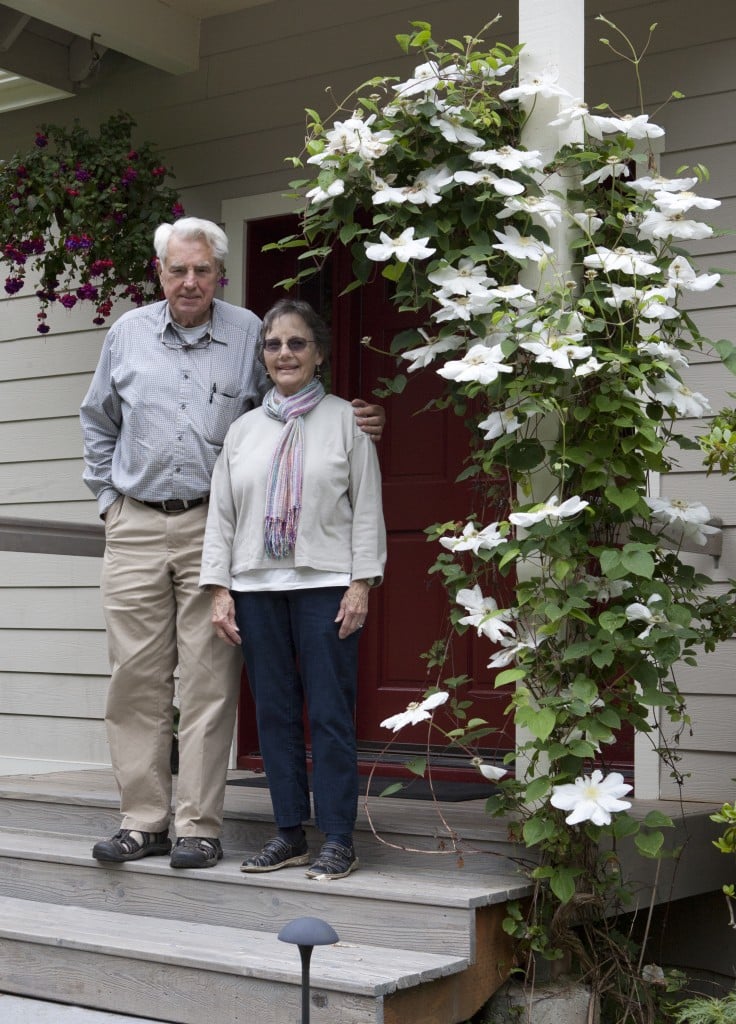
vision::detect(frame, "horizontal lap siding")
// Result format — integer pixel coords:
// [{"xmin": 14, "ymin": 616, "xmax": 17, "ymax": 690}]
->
[
  {"xmin": 0, "ymin": 285, "xmax": 109, "ymax": 770},
  {"xmin": 0, "ymin": 0, "xmax": 733, "ymax": 790},
  {"xmin": 594, "ymin": 1, "xmax": 736, "ymax": 801}
]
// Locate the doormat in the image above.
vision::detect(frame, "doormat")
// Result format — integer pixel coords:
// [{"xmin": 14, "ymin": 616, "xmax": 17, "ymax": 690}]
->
[{"xmin": 227, "ymin": 774, "xmax": 498, "ymax": 802}]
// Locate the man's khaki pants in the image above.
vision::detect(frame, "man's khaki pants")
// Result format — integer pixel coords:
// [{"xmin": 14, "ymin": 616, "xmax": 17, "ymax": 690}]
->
[{"xmin": 101, "ymin": 496, "xmax": 242, "ymax": 837}]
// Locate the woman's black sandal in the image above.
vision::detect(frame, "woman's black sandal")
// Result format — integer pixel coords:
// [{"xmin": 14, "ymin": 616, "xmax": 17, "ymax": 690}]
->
[
  {"xmin": 241, "ymin": 836, "xmax": 310, "ymax": 873},
  {"xmin": 305, "ymin": 840, "xmax": 358, "ymax": 880}
]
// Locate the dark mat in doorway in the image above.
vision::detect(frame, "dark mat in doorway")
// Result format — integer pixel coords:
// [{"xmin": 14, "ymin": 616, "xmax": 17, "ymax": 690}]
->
[{"xmin": 227, "ymin": 774, "xmax": 499, "ymax": 802}]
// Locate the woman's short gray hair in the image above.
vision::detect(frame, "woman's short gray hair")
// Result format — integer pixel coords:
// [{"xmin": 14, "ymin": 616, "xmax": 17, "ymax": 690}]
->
[
  {"xmin": 154, "ymin": 217, "xmax": 229, "ymax": 265},
  {"xmin": 259, "ymin": 298, "xmax": 332, "ymax": 366}
]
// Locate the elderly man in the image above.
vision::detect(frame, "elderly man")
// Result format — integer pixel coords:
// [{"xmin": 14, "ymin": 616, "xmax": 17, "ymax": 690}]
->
[{"xmin": 80, "ymin": 217, "xmax": 383, "ymax": 869}]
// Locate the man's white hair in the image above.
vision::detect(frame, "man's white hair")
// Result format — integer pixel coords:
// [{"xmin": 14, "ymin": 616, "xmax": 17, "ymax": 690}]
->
[{"xmin": 154, "ymin": 217, "xmax": 228, "ymax": 264}]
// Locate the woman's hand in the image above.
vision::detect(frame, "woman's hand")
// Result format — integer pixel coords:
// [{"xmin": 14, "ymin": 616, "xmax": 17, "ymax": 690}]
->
[
  {"xmin": 335, "ymin": 579, "xmax": 371, "ymax": 639},
  {"xmin": 210, "ymin": 586, "xmax": 241, "ymax": 646}
]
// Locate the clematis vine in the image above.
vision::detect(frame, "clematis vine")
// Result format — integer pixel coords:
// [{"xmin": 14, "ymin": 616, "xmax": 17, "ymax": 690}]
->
[{"xmin": 277, "ymin": 21, "xmax": 736, "ymax": 987}]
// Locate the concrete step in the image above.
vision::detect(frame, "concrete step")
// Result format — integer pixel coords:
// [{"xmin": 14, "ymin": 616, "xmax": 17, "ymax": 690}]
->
[
  {"xmin": 0, "ymin": 829, "xmax": 529, "ymax": 958},
  {"xmin": 0, "ymin": 895, "xmax": 467, "ymax": 1024},
  {"xmin": 0, "ymin": 993, "xmax": 170, "ymax": 1024}
]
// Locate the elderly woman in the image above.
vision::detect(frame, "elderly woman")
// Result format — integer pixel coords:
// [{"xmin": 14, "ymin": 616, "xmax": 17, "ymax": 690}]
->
[{"xmin": 200, "ymin": 298, "xmax": 386, "ymax": 879}]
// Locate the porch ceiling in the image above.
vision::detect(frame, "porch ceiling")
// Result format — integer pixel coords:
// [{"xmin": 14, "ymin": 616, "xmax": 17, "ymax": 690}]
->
[{"xmin": 0, "ymin": 0, "xmax": 271, "ymax": 76}]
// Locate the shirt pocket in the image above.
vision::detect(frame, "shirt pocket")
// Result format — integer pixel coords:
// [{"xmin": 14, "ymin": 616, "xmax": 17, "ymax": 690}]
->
[{"xmin": 204, "ymin": 391, "xmax": 241, "ymax": 445}]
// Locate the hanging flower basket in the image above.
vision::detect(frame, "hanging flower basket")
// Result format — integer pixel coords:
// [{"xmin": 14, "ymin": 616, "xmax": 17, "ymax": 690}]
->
[{"xmin": 0, "ymin": 111, "xmax": 184, "ymax": 333}]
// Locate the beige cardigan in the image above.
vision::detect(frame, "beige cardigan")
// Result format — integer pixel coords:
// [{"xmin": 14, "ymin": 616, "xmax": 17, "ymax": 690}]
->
[{"xmin": 199, "ymin": 394, "xmax": 386, "ymax": 589}]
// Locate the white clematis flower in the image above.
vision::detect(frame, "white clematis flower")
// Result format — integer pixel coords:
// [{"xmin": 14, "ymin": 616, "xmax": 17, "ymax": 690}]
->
[
  {"xmin": 430, "ymin": 105, "xmax": 485, "ymax": 147},
  {"xmin": 432, "ymin": 289, "xmax": 499, "ymax": 322},
  {"xmin": 393, "ymin": 60, "xmax": 462, "ymax": 98},
  {"xmin": 440, "ymin": 520, "xmax": 506, "ymax": 554},
  {"xmin": 499, "ymin": 65, "xmax": 571, "ymax": 101},
  {"xmin": 646, "ymin": 497, "xmax": 719, "ymax": 545},
  {"xmin": 305, "ymin": 178, "xmax": 345, "ymax": 205},
  {"xmin": 401, "ymin": 332, "xmax": 465, "ymax": 372},
  {"xmin": 472, "ymin": 758, "xmax": 508, "ymax": 782},
  {"xmin": 548, "ymin": 100, "xmax": 612, "ymax": 141},
  {"xmin": 574, "ymin": 356, "xmax": 605, "ymax": 377},
  {"xmin": 647, "ymin": 374, "xmax": 712, "ymax": 417},
  {"xmin": 478, "ymin": 408, "xmax": 523, "ymax": 440},
  {"xmin": 520, "ymin": 326, "xmax": 592, "ymax": 370},
  {"xmin": 492, "ymin": 226, "xmax": 554, "ymax": 264},
  {"xmin": 437, "ymin": 344, "xmax": 514, "ymax": 385},
  {"xmin": 639, "ymin": 341, "xmax": 689, "ymax": 371},
  {"xmin": 498, "ymin": 194, "xmax": 564, "ymax": 229},
  {"xmin": 380, "ymin": 690, "xmax": 449, "ymax": 732},
  {"xmin": 581, "ymin": 160, "xmax": 631, "ymax": 187},
  {"xmin": 583, "ymin": 246, "xmax": 659, "ymax": 277},
  {"xmin": 628, "ymin": 175, "xmax": 698, "ymax": 194},
  {"xmin": 364, "ymin": 227, "xmax": 436, "ymax": 263},
  {"xmin": 308, "ymin": 115, "xmax": 394, "ymax": 165},
  {"xmin": 454, "ymin": 168, "xmax": 526, "ymax": 196},
  {"xmin": 573, "ymin": 210, "xmax": 604, "ymax": 235},
  {"xmin": 638, "ymin": 209, "xmax": 714, "ymax": 242},
  {"xmin": 428, "ymin": 258, "xmax": 495, "ymax": 296},
  {"xmin": 596, "ymin": 113, "xmax": 665, "ymax": 140},
  {"xmin": 550, "ymin": 769, "xmax": 632, "ymax": 826},
  {"xmin": 509, "ymin": 495, "xmax": 589, "ymax": 527},
  {"xmin": 456, "ymin": 586, "xmax": 516, "ymax": 644},
  {"xmin": 372, "ymin": 166, "xmax": 454, "ymax": 207},
  {"xmin": 469, "ymin": 146, "xmax": 544, "ymax": 173},
  {"xmin": 667, "ymin": 256, "xmax": 720, "ymax": 292},
  {"xmin": 653, "ymin": 190, "xmax": 720, "ymax": 215},
  {"xmin": 625, "ymin": 594, "xmax": 667, "ymax": 638}
]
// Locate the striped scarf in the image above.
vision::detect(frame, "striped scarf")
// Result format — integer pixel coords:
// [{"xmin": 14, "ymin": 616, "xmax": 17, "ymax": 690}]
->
[{"xmin": 262, "ymin": 379, "xmax": 326, "ymax": 559}]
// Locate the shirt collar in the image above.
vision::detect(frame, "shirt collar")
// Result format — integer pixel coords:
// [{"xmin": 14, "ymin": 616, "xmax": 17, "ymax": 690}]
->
[{"xmin": 161, "ymin": 301, "xmax": 227, "ymax": 348}]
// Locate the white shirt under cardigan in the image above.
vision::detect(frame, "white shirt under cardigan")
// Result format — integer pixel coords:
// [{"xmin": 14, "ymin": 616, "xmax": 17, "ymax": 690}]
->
[{"xmin": 199, "ymin": 393, "xmax": 386, "ymax": 592}]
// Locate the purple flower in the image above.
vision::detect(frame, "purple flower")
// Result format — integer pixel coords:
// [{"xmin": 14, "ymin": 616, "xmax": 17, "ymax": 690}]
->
[
  {"xmin": 20, "ymin": 237, "xmax": 45, "ymax": 255},
  {"xmin": 34, "ymin": 132, "xmax": 48, "ymax": 148},
  {"xmin": 171, "ymin": 203, "xmax": 185, "ymax": 219},
  {"xmin": 4, "ymin": 277, "xmax": 24, "ymax": 295},
  {"xmin": 60, "ymin": 294, "xmax": 78, "ymax": 309},
  {"xmin": 90, "ymin": 260, "xmax": 114, "ymax": 277},
  {"xmin": 76, "ymin": 282, "xmax": 99, "ymax": 301},
  {"xmin": 121, "ymin": 166, "xmax": 138, "ymax": 185},
  {"xmin": 37, "ymin": 323, "xmax": 51, "ymax": 334},
  {"xmin": 75, "ymin": 166, "xmax": 91, "ymax": 182}
]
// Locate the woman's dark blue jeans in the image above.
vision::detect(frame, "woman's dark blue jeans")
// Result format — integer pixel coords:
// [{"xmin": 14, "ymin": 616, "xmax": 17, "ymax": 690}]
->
[{"xmin": 233, "ymin": 587, "xmax": 360, "ymax": 835}]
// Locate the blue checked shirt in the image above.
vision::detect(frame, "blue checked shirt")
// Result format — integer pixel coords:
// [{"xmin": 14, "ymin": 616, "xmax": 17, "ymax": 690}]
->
[{"xmin": 80, "ymin": 298, "xmax": 268, "ymax": 517}]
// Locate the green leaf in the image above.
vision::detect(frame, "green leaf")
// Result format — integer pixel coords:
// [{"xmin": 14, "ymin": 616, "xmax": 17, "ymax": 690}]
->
[
  {"xmin": 525, "ymin": 776, "xmax": 551, "ymax": 802},
  {"xmin": 516, "ymin": 705, "xmax": 556, "ymax": 741},
  {"xmin": 550, "ymin": 866, "xmax": 578, "ymax": 904},
  {"xmin": 405, "ymin": 756, "xmax": 427, "ymax": 778},
  {"xmin": 495, "ymin": 667, "xmax": 526, "ymax": 687},
  {"xmin": 644, "ymin": 810, "xmax": 673, "ymax": 829},
  {"xmin": 523, "ymin": 814, "xmax": 557, "ymax": 846},
  {"xmin": 635, "ymin": 830, "xmax": 665, "ymax": 858}
]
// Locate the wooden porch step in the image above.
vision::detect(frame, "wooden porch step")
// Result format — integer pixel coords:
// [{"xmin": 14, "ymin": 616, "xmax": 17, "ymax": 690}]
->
[
  {"xmin": 0, "ymin": 769, "xmax": 518, "ymax": 859},
  {"xmin": 0, "ymin": 828, "xmax": 530, "ymax": 958},
  {"xmin": 0, "ymin": 895, "xmax": 468, "ymax": 1024},
  {"xmin": 0, "ymin": 993, "xmax": 170, "ymax": 1024}
]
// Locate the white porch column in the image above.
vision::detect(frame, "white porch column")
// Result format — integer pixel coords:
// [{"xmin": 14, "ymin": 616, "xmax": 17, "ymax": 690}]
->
[{"xmin": 514, "ymin": 1, "xmax": 585, "ymax": 782}]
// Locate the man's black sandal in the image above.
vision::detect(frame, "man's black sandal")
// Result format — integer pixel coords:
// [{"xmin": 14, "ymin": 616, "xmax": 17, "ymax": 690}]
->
[
  {"xmin": 170, "ymin": 837, "xmax": 223, "ymax": 869},
  {"xmin": 92, "ymin": 829, "xmax": 171, "ymax": 863}
]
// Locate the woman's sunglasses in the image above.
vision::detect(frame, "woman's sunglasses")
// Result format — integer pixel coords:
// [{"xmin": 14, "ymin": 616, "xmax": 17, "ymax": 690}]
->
[{"xmin": 263, "ymin": 338, "xmax": 314, "ymax": 353}]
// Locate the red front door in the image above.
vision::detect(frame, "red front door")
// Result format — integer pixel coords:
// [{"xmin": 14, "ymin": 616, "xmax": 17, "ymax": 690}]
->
[{"xmin": 238, "ymin": 215, "xmax": 515, "ymax": 772}]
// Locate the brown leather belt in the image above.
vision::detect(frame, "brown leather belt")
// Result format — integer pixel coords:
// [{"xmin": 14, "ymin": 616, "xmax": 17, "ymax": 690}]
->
[{"xmin": 141, "ymin": 496, "xmax": 209, "ymax": 513}]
